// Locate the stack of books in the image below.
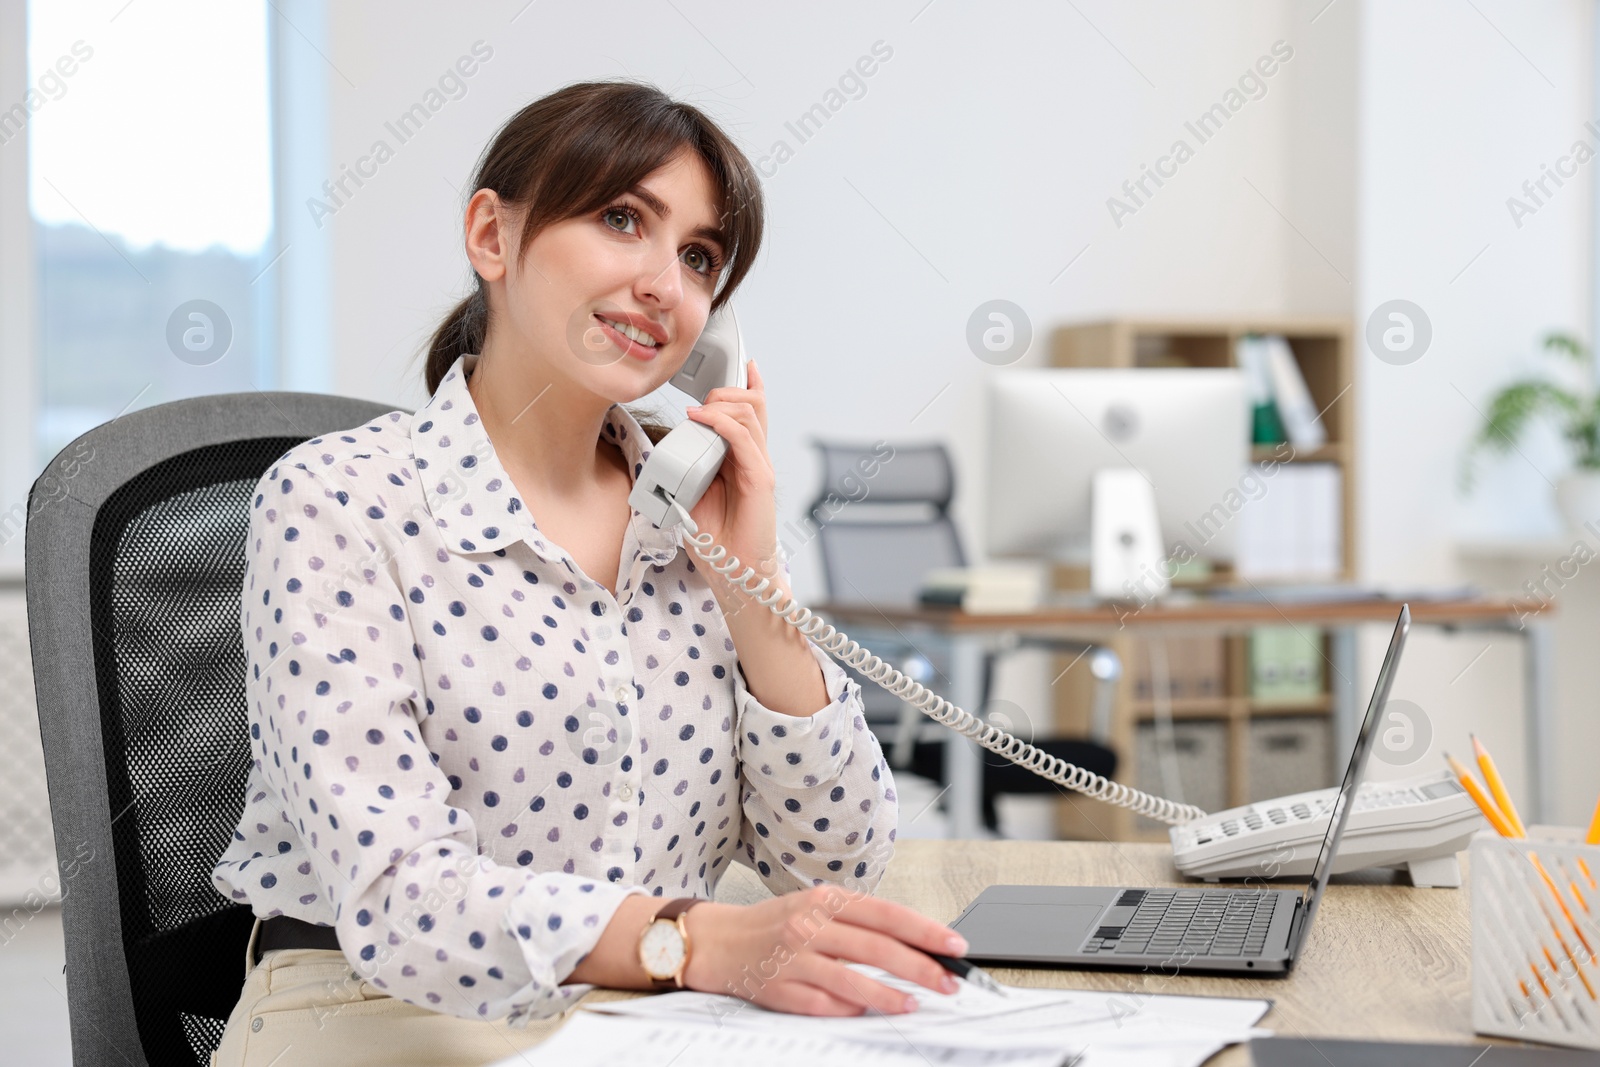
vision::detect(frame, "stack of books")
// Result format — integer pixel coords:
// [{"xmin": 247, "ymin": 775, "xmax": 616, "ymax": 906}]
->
[{"xmin": 917, "ymin": 565, "xmax": 1046, "ymax": 613}]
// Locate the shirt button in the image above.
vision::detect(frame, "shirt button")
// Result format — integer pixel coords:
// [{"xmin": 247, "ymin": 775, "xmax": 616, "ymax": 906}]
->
[
  {"xmin": 619, "ymin": 783, "xmax": 634, "ymax": 801},
  {"xmin": 614, "ymin": 685, "xmax": 630, "ymax": 704}
]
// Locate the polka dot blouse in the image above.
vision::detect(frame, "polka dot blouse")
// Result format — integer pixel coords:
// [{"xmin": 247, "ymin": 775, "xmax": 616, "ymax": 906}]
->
[{"xmin": 211, "ymin": 353, "xmax": 900, "ymax": 1025}]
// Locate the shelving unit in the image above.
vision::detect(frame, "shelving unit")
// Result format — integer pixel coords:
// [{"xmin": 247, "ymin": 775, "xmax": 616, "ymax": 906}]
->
[{"xmin": 1045, "ymin": 317, "xmax": 1355, "ymax": 842}]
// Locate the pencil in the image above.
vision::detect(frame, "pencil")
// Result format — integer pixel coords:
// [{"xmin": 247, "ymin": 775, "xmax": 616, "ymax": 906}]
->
[
  {"xmin": 1445, "ymin": 751, "xmax": 1517, "ymax": 837},
  {"xmin": 1472, "ymin": 734, "xmax": 1528, "ymax": 838},
  {"xmin": 1586, "ymin": 793, "xmax": 1600, "ymax": 846}
]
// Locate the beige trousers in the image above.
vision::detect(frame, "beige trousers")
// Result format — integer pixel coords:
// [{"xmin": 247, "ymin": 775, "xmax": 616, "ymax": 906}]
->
[{"xmin": 209, "ymin": 917, "xmax": 610, "ymax": 1067}]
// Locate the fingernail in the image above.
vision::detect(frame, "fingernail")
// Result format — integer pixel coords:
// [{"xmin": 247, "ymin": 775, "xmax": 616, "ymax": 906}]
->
[
  {"xmin": 902, "ymin": 995, "xmax": 918, "ymax": 1013},
  {"xmin": 945, "ymin": 934, "xmax": 968, "ymax": 954},
  {"xmin": 686, "ymin": 406, "xmax": 701, "ymax": 413},
  {"xmin": 940, "ymin": 974, "xmax": 959, "ymax": 994}
]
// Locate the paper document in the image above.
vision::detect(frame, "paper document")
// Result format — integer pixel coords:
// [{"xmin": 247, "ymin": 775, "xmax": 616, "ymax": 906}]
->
[
  {"xmin": 522, "ymin": 1011, "xmax": 1081, "ymax": 1065},
  {"xmin": 515, "ymin": 963, "xmax": 1273, "ymax": 1067}
]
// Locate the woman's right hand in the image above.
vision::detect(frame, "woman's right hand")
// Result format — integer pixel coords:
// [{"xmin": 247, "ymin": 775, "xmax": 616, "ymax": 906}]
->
[{"xmin": 680, "ymin": 886, "xmax": 967, "ymax": 1016}]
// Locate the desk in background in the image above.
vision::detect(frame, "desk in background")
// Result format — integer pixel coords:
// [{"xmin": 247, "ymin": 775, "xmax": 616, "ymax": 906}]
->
[{"xmin": 812, "ymin": 596, "xmax": 1552, "ymax": 840}]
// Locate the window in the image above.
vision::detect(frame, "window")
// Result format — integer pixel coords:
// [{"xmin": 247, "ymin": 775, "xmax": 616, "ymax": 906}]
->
[{"xmin": 26, "ymin": 0, "xmax": 276, "ymax": 466}]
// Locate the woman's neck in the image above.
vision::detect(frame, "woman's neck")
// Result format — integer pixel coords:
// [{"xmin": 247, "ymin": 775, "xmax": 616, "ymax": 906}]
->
[{"xmin": 463, "ymin": 348, "xmax": 621, "ymax": 500}]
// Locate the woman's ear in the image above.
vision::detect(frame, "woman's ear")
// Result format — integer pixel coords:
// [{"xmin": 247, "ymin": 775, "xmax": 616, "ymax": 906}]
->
[{"xmin": 465, "ymin": 189, "xmax": 510, "ymax": 284}]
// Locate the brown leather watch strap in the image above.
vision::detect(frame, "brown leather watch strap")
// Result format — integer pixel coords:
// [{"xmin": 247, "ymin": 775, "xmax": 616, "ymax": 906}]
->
[{"xmin": 646, "ymin": 897, "xmax": 705, "ymax": 990}]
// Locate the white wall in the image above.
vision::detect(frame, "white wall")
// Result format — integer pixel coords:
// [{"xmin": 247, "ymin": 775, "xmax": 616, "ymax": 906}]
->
[
  {"xmin": 1355, "ymin": 0, "xmax": 1597, "ymax": 825},
  {"xmin": 311, "ymin": 0, "xmax": 1339, "ymax": 577},
  {"xmin": 294, "ymin": 0, "xmax": 1596, "ymax": 823}
]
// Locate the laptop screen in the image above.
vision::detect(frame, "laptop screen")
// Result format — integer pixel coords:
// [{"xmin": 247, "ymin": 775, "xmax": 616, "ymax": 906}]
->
[{"xmin": 1289, "ymin": 605, "xmax": 1411, "ymax": 957}]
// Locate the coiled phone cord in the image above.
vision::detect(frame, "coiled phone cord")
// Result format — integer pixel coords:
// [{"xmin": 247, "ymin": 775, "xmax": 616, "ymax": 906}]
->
[{"xmin": 667, "ymin": 501, "xmax": 1207, "ymax": 826}]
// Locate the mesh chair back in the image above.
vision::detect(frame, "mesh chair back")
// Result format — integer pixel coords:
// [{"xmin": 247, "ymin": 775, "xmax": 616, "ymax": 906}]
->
[
  {"xmin": 26, "ymin": 392, "xmax": 399, "ymax": 1067},
  {"xmin": 807, "ymin": 440, "xmax": 964, "ymax": 607},
  {"xmin": 812, "ymin": 439, "xmax": 954, "ymax": 508},
  {"xmin": 805, "ymin": 441, "xmax": 966, "ymax": 718}
]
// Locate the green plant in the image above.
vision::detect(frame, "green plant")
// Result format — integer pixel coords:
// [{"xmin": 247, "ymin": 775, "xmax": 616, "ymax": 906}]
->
[{"xmin": 1461, "ymin": 331, "xmax": 1600, "ymax": 491}]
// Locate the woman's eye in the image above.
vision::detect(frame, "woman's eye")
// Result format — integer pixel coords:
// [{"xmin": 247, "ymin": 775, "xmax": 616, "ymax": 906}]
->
[{"xmin": 604, "ymin": 205, "xmax": 718, "ymax": 276}]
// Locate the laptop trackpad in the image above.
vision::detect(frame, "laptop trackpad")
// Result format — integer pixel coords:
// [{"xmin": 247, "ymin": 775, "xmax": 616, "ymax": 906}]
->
[{"xmin": 954, "ymin": 903, "xmax": 1104, "ymax": 958}]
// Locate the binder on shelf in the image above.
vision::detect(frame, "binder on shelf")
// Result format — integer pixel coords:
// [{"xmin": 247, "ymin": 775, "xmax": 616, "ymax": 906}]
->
[
  {"xmin": 1235, "ymin": 335, "xmax": 1287, "ymax": 445},
  {"xmin": 1234, "ymin": 463, "xmax": 1343, "ymax": 580},
  {"xmin": 1130, "ymin": 635, "xmax": 1226, "ymax": 701},
  {"xmin": 1248, "ymin": 626, "xmax": 1324, "ymax": 703},
  {"xmin": 1262, "ymin": 335, "xmax": 1327, "ymax": 449}
]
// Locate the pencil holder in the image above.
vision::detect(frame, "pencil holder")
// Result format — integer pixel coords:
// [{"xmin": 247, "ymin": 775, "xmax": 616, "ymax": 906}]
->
[{"xmin": 1471, "ymin": 828, "xmax": 1600, "ymax": 1050}]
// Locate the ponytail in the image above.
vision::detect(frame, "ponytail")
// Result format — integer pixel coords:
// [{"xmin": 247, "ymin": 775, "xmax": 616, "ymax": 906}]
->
[{"xmin": 425, "ymin": 283, "xmax": 489, "ymax": 394}]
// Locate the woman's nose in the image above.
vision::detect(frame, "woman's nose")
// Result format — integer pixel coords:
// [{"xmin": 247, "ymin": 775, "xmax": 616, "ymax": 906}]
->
[{"xmin": 637, "ymin": 254, "xmax": 684, "ymax": 307}]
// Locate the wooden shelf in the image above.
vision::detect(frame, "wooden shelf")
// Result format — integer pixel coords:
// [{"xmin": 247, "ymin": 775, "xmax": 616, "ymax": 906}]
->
[
  {"xmin": 1130, "ymin": 698, "xmax": 1231, "ymax": 717},
  {"xmin": 1046, "ymin": 317, "xmax": 1354, "ymax": 843},
  {"xmin": 1247, "ymin": 696, "xmax": 1332, "ymax": 714},
  {"xmin": 1252, "ymin": 443, "xmax": 1343, "ymax": 463}
]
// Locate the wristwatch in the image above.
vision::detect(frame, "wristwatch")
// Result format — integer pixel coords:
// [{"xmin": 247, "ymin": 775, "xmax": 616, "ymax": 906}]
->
[{"xmin": 638, "ymin": 897, "xmax": 705, "ymax": 990}]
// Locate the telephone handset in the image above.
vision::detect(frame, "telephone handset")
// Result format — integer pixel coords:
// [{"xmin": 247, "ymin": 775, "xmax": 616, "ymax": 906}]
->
[
  {"xmin": 627, "ymin": 304, "xmax": 748, "ymax": 528},
  {"xmin": 629, "ymin": 303, "xmax": 1202, "ymax": 826}
]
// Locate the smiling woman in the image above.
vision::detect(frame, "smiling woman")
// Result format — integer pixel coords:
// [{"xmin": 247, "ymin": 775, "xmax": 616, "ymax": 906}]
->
[
  {"xmin": 423, "ymin": 80, "xmax": 766, "ymax": 447},
  {"xmin": 208, "ymin": 79, "xmax": 963, "ymax": 1067}
]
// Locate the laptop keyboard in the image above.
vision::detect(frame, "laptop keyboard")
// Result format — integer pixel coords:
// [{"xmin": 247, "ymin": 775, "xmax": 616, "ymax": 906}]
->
[{"xmin": 1079, "ymin": 888, "xmax": 1280, "ymax": 958}]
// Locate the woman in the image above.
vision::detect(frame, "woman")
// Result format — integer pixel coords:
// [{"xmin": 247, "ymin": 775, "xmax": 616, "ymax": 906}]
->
[{"xmin": 208, "ymin": 80, "xmax": 969, "ymax": 1066}]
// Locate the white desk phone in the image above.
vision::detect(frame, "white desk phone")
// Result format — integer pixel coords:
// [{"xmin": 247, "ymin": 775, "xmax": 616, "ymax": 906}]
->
[{"xmin": 629, "ymin": 304, "xmax": 1484, "ymax": 888}]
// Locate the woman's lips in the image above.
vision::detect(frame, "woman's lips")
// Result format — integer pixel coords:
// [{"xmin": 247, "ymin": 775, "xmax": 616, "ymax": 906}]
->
[{"xmin": 594, "ymin": 315, "xmax": 659, "ymax": 362}]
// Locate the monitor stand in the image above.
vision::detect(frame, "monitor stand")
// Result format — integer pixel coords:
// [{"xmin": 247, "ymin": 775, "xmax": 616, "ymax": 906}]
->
[{"xmin": 1090, "ymin": 467, "xmax": 1168, "ymax": 601}]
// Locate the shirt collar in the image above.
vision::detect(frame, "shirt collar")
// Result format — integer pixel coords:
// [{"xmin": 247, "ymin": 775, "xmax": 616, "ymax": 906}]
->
[{"xmin": 413, "ymin": 354, "xmax": 681, "ymax": 567}]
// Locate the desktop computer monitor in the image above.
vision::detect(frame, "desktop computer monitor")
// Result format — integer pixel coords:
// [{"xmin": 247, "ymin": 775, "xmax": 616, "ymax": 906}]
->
[{"xmin": 985, "ymin": 368, "xmax": 1249, "ymax": 590}]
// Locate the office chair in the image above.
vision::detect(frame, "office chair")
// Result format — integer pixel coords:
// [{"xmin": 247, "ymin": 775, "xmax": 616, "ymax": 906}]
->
[
  {"xmin": 804, "ymin": 440, "xmax": 1120, "ymax": 835},
  {"xmin": 25, "ymin": 391, "xmax": 398, "ymax": 1067}
]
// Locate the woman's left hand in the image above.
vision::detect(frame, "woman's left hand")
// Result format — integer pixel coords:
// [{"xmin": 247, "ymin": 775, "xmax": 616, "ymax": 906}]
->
[{"xmin": 683, "ymin": 359, "xmax": 784, "ymax": 599}]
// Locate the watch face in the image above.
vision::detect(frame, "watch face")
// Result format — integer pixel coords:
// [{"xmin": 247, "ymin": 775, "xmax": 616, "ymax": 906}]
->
[{"xmin": 640, "ymin": 918, "xmax": 686, "ymax": 980}]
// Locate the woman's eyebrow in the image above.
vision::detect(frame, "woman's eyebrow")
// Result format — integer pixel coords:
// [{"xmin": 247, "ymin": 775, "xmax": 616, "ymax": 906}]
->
[{"xmin": 628, "ymin": 185, "xmax": 727, "ymax": 253}]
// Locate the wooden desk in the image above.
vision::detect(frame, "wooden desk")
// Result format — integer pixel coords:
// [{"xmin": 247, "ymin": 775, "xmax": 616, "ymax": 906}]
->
[
  {"xmin": 535, "ymin": 840, "xmax": 1487, "ymax": 1064},
  {"xmin": 812, "ymin": 596, "xmax": 1552, "ymax": 838},
  {"xmin": 856, "ymin": 839, "xmax": 1480, "ymax": 1063}
]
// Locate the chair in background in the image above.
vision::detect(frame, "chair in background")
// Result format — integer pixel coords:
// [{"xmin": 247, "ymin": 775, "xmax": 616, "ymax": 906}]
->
[
  {"xmin": 26, "ymin": 392, "xmax": 397, "ymax": 1067},
  {"xmin": 803, "ymin": 439, "xmax": 1120, "ymax": 835}
]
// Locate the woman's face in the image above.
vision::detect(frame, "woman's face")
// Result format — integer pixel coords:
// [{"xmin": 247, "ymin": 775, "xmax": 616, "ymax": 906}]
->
[{"xmin": 482, "ymin": 149, "xmax": 728, "ymax": 403}]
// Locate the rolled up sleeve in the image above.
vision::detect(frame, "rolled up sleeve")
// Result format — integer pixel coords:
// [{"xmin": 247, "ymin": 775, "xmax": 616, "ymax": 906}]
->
[{"xmin": 730, "ymin": 545, "xmax": 899, "ymax": 895}]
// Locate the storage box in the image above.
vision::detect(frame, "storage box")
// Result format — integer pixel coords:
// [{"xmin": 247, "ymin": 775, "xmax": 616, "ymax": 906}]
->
[
  {"xmin": 1133, "ymin": 718, "xmax": 1228, "ymax": 833},
  {"xmin": 1245, "ymin": 715, "xmax": 1332, "ymax": 804},
  {"xmin": 1471, "ymin": 829, "xmax": 1600, "ymax": 1050}
]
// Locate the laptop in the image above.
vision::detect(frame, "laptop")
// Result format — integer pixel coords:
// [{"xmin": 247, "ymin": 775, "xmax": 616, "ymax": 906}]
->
[{"xmin": 949, "ymin": 605, "xmax": 1411, "ymax": 975}]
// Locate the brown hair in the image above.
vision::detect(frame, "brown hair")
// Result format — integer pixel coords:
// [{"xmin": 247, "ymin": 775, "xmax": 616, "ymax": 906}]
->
[{"xmin": 424, "ymin": 79, "xmax": 765, "ymax": 444}]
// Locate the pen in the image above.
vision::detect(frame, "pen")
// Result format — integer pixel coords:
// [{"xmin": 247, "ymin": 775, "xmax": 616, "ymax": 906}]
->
[{"xmin": 929, "ymin": 953, "xmax": 1006, "ymax": 996}]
